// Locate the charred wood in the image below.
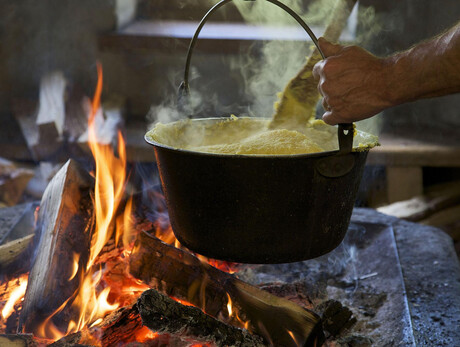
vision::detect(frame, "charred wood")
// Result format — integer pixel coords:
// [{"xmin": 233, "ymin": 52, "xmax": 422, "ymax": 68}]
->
[
  {"xmin": 316, "ymin": 300, "xmax": 356, "ymax": 337},
  {"xmin": 51, "ymin": 304, "xmax": 142, "ymax": 347},
  {"xmin": 138, "ymin": 289, "xmax": 264, "ymax": 346},
  {"xmin": 19, "ymin": 159, "xmax": 94, "ymax": 335},
  {"xmin": 129, "ymin": 231, "xmax": 324, "ymax": 347}
]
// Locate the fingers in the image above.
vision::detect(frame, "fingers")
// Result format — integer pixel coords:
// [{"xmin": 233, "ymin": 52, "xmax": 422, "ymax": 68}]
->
[
  {"xmin": 322, "ymin": 110, "xmax": 341, "ymax": 126},
  {"xmin": 321, "ymin": 98, "xmax": 330, "ymax": 112},
  {"xmin": 312, "ymin": 60, "xmax": 323, "ymax": 81},
  {"xmin": 313, "ymin": 38, "xmax": 344, "ymax": 81},
  {"xmin": 317, "ymin": 37, "xmax": 343, "ymax": 57}
]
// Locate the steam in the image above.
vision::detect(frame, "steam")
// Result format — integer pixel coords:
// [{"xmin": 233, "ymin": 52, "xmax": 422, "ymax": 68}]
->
[
  {"xmin": 147, "ymin": 0, "xmax": 385, "ymax": 136},
  {"xmin": 229, "ymin": 0, "xmax": 324, "ymax": 118}
]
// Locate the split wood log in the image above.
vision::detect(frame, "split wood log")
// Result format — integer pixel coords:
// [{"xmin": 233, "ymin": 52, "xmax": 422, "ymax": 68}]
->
[
  {"xmin": 0, "ymin": 334, "xmax": 41, "ymax": 347},
  {"xmin": 0, "ymin": 202, "xmax": 37, "ymax": 245},
  {"xmin": 19, "ymin": 159, "xmax": 94, "ymax": 335},
  {"xmin": 0, "ymin": 234, "xmax": 34, "ymax": 275},
  {"xmin": 0, "ymin": 158, "xmax": 34, "ymax": 207},
  {"xmin": 12, "ymin": 99, "xmax": 62, "ymax": 161},
  {"xmin": 36, "ymin": 71, "xmax": 67, "ymax": 141},
  {"xmin": 270, "ymin": 0, "xmax": 358, "ymax": 130},
  {"xmin": 129, "ymin": 231, "xmax": 324, "ymax": 347},
  {"xmin": 137, "ymin": 289, "xmax": 264, "ymax": 346},
  {"xmin": 63, "ymin": 87, "xmax": 89, "ymax": 143},
  {"xmin": 377, "ymin": 180, "xmax": 460, "ymax": 222}
]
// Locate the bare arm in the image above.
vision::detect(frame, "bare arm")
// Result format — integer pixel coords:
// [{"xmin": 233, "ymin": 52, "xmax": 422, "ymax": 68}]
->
[{"xmin": 312, "ymin": 22, "xmax": 460, "ymax": 125}]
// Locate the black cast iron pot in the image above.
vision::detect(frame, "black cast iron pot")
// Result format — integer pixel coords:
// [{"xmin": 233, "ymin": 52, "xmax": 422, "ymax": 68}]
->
[
  {"xmin": 145, "ymin": 0, "xmax": 370, "ymax": 263},
  {"xmin": 147, "ymin": 119, "xmax": 368, "ymax": 264}
]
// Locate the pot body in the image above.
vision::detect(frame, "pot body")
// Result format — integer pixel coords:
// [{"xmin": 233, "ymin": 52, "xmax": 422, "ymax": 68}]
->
[{"xmin": 150, "ymin": 139, "xmax": 368, "ymax": 264}]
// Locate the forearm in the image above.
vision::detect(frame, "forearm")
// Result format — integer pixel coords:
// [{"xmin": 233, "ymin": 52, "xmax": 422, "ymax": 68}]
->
[{"xmin": 385, "ymin": 22, "xmax": 460, "ymax": 106}]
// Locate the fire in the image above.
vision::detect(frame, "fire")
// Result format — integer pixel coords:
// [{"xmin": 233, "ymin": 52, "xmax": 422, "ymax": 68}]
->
[
  {"xmin": 87, "ymin": 63, "xmax": 131, "ymax": 267},
  {"xmin": 226, "ymin": 293, "xmax": 233, "ymax": 317},
  {"xmin": 33, "ymin": 62, "xmax": 135, "ymax": 338},
  {"xmin": 65, "ymin": 62, "xmax": 132, "ymax": 333},
  {"xmin": 1, "ymin": 275, "xmax": 28, "ymax": 320},
  {"xmin": 135, "ymin": 326, "xmax": 159, "ymax": 342},
  {"xmin": 0, "ymin": 62, "xmax": 243, "ymax": 343},
  {"xmin": 225, "ymin": 293, "xmax": 250, "ymax": 330}
]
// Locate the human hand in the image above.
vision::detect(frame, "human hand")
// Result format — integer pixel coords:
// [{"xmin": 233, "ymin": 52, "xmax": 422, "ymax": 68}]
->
[{"xmin": 313, "ymin": 37, "xmax": 394, "ymax": 125}]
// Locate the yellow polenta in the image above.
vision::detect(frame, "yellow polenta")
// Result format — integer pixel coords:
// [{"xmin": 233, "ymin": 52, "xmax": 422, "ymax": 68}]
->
[{"xmin": 146, "ymin": 117, "xmax": 378, "ymax": 156}]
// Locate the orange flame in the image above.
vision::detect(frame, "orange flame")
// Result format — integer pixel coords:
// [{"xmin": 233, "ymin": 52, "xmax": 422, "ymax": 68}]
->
[
  {"xmin": 20, "ymin": 62, "xmax": 241, "ymax": 343},
  {"xmin": 35, "ymin": 62, "xmax": 134, "ymax": 339},
  {"xmin": 87, "ymin": 63, "xmax": 130, "ymax": 268},
  {"xmin": 66, "ymin": 62, "xmax": 131, "ymax": 333},
  {"xmin": 225, "ymin": 293, "xmax": 250, "ymax": 330},
  {"xmin": 1, "ymin": 275, "xmax": 28, "ymax": 320}
]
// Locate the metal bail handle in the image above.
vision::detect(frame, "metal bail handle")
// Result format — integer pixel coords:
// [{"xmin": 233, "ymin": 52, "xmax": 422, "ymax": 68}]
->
[{"xmin": 179, "ymin": 0, "xmax": 353, "ymax": 154}]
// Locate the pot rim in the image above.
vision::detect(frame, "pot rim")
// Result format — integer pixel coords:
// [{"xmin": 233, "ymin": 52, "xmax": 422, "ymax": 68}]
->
[{"xmin": 144, "ymin": 117, "xmax": 369, "ymax": 159}]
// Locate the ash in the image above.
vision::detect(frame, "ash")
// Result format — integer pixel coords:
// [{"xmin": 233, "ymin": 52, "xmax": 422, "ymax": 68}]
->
[{"xmin": 235, "ymin": 208, "xmax": 460, "ymax": 346}]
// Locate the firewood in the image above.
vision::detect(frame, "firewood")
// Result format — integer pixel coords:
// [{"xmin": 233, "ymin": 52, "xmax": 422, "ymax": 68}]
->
[
  {"xmin": 12, "ymin": 99, "xmax": 62, "ymax": 161},
  {"xmin": 77, "ymin": 103, "xmax": 123, "ymax": 153},
  {"xmin": 19, "ymin": 159, "xmax": 94, "ymax": 335},
  {"xmin": 0, "ymin": 202, "xmax": 37, "ymax": 245},
  {"xmin": 0, "ymin": 234, "xmax": 34, "ymax": 274},
  {"xmin": 50, "ymin": 305, "xmax": 142, "ymax": 347},
  {"xmin": 0, "ymin": 334, "xmax": 38, "ymax": 347},
  {"xmin": 129, "ymin": 231, "xmax": 324, "ymax": 347},
  {"xmin": 138, "ymin": 289, "xmax": 264, "ymax": 346},
  {"xmin": 0, "ymin": 158, "xmax": 34, "ymax": 207},
  {"xmin": 378, "ymin": 180, "xmax": 460, "ymax": 222},
  {"xmin": 36, "ymin": 71, "xmax": 67, "ymax": 141},
  {"xmin": 63, "ymin": 87, "xmax": 89, "ymax": 143}
]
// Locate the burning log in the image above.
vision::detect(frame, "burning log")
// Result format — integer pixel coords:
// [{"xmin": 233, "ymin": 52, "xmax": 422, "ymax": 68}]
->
[
  {"xmin": 19, "ymin": 159, "xmax": 94, "ymax": 335},
  {"xmin": 138, "ymin": 289, "xmax": 264, "ymax": 346},
  {"xmin": 53, "ymin": 289, "xmax": 264, "ymax": 347},
  {"xmin": 50, "ymin": 304, "xmax": 142, "ymax": 347},
  {"xmin": 129, "ymin": 231, "xmax": 324, "ymax": 346}
]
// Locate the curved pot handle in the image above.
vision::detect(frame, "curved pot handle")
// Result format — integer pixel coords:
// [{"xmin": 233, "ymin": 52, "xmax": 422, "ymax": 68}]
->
[{"xmin": 178, "ymin": 0, "xmax": 353, "ymax": 155}]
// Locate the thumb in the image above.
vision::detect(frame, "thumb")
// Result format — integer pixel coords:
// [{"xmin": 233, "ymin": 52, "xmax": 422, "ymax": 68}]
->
[{"xmin": 317, "ymin": 37, "xmax": 343, "ymax": 57}]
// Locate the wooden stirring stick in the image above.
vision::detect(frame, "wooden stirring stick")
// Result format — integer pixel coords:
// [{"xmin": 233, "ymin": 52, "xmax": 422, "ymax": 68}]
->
[{"xmin": 269, "ymin": 0, "xmax": 358, "ymax": 130}]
